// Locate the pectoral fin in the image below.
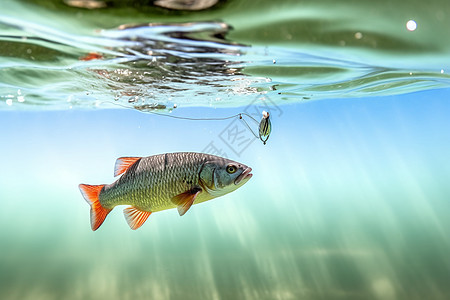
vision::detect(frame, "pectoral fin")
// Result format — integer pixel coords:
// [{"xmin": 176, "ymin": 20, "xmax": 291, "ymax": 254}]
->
[{"xmin": 171, "ymin": 188, "xmax": 202, "ymax": 216}]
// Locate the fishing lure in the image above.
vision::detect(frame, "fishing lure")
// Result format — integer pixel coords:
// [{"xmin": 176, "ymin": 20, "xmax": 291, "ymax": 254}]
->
[{"xmin": 259, "ymin": 111, "xmax": 271, "ymax": 145}]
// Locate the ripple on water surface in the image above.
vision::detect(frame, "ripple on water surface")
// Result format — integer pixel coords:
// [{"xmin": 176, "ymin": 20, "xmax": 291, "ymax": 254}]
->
[{"xmin": 1, "ymin": 0, "xmax": 450, "ymax": 110}]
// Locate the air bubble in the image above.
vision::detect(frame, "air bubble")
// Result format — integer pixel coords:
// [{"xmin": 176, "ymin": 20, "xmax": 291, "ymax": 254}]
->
[{"xmin": 406, "ymin": 20, "xmax": 417, "ymax": 31}]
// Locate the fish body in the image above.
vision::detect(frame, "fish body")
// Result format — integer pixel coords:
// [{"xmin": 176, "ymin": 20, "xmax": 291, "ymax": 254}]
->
[{"xmin": 79, "ymin": 152, "xmax": 252, "ymax": 230}]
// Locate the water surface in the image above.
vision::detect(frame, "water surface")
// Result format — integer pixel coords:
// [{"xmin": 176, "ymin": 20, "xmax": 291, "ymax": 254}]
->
[{"xmin": 2, "ymin": 0, "xmax": 450, "ymax": 109}]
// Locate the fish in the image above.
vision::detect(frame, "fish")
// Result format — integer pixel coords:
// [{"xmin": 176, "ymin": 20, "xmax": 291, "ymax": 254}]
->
[{"xmin": 79, "ymin": 152, "xmax": 252, "ymax": 231}]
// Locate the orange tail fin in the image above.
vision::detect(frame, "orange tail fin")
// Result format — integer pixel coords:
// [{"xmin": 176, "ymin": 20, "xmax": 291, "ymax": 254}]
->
[{"xmin": 79, "ymin": 184, "xmax": 112, "ymax": 231}]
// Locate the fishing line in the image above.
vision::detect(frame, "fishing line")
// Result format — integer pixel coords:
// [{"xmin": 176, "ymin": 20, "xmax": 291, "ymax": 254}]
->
[
  {"xmin": 102, "ymin": 101, "xmax": 271, "ymax": 144},
  {"xmin": 146, "ymin": 110, "xmax": 261, "ymax": 139}
]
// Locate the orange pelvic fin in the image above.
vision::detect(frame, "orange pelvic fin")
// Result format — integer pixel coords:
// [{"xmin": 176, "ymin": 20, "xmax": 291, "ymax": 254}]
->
[
  {"xmin": 114, "ymin": 157, "xmax": 142, "ymax": 177},
  {"xmin": 171, "ymin": 188, "xmax": 202, "ymax": 216},
  {"xmin": 123, "ymin": 207, "xmax": 152, "ymax": 230},
  {"xmin": 79, "ymin": 184, "xmax": 112, "ymax": 231}
]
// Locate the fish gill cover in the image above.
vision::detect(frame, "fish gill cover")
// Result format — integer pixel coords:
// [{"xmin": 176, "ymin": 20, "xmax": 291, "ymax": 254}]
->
[{"xmin": 1, "ymin": 0, "xmax": 450, "ymax": 111}]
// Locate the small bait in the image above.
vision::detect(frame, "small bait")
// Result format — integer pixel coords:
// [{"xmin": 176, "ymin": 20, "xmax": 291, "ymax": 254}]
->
[{"xmin": 259, "ymin": 111, "xmax": 271, "ymax": 145}]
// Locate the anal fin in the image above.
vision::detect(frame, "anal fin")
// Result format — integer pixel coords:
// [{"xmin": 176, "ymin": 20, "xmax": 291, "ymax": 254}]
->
[
  {"xmin": 123, "ymin": 207, "xmax": 152, "ymax": 230},
  {"xmin": 171, "ymin": 188, "xmax": 202, "ymax": 216},
  {"xmin": 114, "ymin": 157, "xmax": 142, "ymax": 177}
]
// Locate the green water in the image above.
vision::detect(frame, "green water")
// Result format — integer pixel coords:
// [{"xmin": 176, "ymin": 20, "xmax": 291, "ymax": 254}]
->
[
  {"xmin": 2, "ymin": 100, "xmax": 450, "ymax": 300},
  {"xmin": 1, "ymin": 0, "xmax": 449, "ymax": 299}
]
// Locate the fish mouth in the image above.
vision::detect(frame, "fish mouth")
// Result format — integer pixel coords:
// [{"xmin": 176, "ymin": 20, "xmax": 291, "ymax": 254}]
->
[{"xmin": 234, "ymin": 167, "xmax": 253, "ymax": 185}]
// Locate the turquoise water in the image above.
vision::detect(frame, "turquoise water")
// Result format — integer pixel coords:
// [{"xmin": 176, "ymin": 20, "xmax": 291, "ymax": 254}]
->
[{"xmin": 1, "ymin": 1, "xmax": 450, "ymax": 299}]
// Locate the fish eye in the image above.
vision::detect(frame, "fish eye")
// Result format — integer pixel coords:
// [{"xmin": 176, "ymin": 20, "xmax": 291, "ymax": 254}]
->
[{"xmin": 226, "ymin": 165, "xmax": 237, "ymax": 174}]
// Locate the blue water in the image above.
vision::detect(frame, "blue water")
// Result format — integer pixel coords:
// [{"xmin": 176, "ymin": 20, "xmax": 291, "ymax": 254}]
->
[{"xmin": 1, "ymin": 0, "xmax": 450, "ymax": 299}]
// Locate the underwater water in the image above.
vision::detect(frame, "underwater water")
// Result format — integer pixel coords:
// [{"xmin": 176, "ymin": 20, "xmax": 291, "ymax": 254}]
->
[{"xmin": 1, "ymin": 0, "xmax": 450, "ymax": 299}]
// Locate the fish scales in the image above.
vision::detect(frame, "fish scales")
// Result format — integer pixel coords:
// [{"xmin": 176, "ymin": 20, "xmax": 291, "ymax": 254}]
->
[{"xmin": 100, "ymin": 153, "xmax": 208, "ymax": 211}]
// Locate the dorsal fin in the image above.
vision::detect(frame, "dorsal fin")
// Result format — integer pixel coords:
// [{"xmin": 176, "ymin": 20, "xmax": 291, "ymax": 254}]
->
[
  {"xmin": 171, "ymin": 188, "xmax": 202, "ymax": 216},
  {"xmin": 123, "ymin": 207, "xmax": 152, "ymax": 230},
  {"xmin": 114, "ymin": 157, "xmax": 141, "ymax": 177}
]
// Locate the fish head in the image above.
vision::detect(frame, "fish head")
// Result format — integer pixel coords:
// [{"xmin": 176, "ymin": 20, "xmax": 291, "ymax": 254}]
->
[{"xmin": 199, "ymin": 158, "xmax": 252, "ymax": 197}]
